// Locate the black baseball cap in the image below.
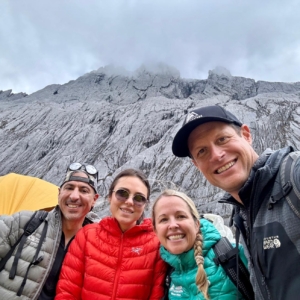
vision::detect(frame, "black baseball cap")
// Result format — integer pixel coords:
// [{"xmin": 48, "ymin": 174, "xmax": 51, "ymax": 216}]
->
[
  {"xmin": 60, "ymin": 170, "xmax": 98, "ymax": 194},
  {"xmin": 172, "ymin": 105, "xmax": 243, "ymax": 157}
]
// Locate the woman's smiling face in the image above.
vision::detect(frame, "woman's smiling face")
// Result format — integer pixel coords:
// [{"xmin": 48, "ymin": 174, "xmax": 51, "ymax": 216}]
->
[
  {"xmin": 109, "ymin": 176, "xmax": 148, "ymax": 232},
  {"xmin": 154, "ymin": 195, "xmax": 199, "ymax": 254}
]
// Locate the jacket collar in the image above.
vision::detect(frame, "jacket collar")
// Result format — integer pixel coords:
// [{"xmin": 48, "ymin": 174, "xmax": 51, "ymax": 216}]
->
[{"xmin": 101, "ymin": 216, "xmax": 153, "ymax": 235}]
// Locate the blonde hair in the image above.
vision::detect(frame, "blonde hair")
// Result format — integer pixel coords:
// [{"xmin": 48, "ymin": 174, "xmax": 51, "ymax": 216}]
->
[{"xmin": 152, "ymin": 189, "xmax": 209, "ymax": 299}]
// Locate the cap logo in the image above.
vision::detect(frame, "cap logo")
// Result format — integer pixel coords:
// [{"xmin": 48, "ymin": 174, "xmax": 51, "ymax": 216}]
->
[{"xmin": 185, "ymin": 112, "xmax": 202, "ymax": 124}]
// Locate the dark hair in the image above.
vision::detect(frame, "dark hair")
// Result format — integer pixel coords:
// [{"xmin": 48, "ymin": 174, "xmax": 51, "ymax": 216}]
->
[
  {"xmin": 108, "ymin": 168, "xmax": 150, "ymax": 199},
  {"xmin": 108, "ymin": 168, "xmax": 150, "ymax": 225}
]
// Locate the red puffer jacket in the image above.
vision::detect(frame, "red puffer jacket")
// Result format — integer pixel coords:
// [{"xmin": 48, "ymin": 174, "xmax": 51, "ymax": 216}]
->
[{"xmin": 55, "ymin": 217, "xmax": 167, "ymax": 300}]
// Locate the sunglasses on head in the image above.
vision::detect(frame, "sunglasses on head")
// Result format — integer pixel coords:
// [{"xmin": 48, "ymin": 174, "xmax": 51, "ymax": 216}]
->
[
  {"xmin": 68, "ymin": 162, "xmax": 98, "ymax": 181},
  {"xmin": 113, "ymin": 189, "xmax": 148, "ymax": 207}
]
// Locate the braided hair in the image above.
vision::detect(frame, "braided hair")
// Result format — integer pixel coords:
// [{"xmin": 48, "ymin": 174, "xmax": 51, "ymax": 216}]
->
[{"xmin": 194, "ymin": 232, "xmax": 209, "ymax": 299}]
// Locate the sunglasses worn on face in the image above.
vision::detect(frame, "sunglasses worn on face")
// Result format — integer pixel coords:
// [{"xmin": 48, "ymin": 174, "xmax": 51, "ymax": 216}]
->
[
  {"xmin": 68, "ymin": 162, "xmax": 98, "ymax": 181},
  {"xmin": 113, "ymin": 189, "xmax": 147, "ymax": 207}
]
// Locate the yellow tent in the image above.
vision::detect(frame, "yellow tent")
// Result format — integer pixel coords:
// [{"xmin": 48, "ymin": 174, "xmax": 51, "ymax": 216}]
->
[{"xmin": 0, "ymin": 173, "xmax": 58, "ymax": 216}]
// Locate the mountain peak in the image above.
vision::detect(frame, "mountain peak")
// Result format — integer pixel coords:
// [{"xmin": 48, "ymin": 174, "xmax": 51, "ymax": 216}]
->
[
  {"xmin": 209, "ymin": 66, "xmax": 232, "ymax": 78},
  {"xmin": 1, "ymin": 65, "xmax": 300, "ymax": 221},
  {"xmin": 134, "ymin": 63, "xmax": 180, "ymax": 78}
]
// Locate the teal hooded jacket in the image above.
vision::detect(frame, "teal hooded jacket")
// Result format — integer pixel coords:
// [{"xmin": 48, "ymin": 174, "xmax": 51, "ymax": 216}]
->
[{"xmin": 160, "ymin": 218, "xmax": 247, "ymax": 299}]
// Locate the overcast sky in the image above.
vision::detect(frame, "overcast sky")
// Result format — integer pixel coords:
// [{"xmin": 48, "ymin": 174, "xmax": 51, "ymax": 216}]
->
[{"xmin": 1, "ymin": 0, "xmax": 300, "ymax": 94}]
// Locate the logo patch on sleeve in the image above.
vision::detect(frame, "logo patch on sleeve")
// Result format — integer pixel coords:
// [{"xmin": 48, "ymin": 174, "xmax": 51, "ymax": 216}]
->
[{"xmin": 263, "ymin": 236, "xmax": 281, "ymax": 249}]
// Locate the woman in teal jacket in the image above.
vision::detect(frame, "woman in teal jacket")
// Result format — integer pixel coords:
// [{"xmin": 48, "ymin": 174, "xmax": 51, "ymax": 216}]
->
[{"xmin": 152, "ymin": 189, "xmax": 247, "ymax": 300}]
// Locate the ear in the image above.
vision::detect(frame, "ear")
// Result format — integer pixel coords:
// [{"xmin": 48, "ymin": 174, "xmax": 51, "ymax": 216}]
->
[
  {"xmin": 241, "ymin": 124, "xmax": 252, "ymax": 144},
  {"xmin": 57, "ymin": 187, "xmax": 61, "ymax": 204},
  {"xmin": 191, "ymin": 158, "xmax": 198, "ymax": 168},
  {"xmin": 93, "ymin": 193, "xmax": 99, "ymax": 205}
]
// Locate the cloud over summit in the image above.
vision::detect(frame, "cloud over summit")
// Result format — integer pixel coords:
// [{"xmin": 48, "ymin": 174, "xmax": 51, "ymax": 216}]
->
[{"xmin": 1, "ymin": 0, "xmax": 300, "ymax": 94}]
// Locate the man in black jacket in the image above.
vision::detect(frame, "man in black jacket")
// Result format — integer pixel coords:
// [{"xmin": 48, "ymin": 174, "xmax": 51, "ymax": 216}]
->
[{"xmin": 172, "ymin": 105, "xmax": 300, "ymax": 300}]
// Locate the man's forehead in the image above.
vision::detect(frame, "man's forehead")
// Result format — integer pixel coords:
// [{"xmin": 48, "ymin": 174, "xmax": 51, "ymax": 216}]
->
[{"xmin": 190, "ymin": 121, "xmax": 231, "ymax": 139}]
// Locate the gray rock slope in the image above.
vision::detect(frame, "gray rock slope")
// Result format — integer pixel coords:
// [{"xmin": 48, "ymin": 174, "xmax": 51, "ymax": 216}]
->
[{"xmin": 1, "ymin": 65, "xmax": 300, "ymax": 219}]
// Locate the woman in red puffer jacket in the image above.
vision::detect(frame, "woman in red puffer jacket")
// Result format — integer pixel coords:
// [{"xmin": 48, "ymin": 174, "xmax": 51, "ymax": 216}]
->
[{"xmin": 55, "ymin": 169, "xmax": 167, "ymax": 300}]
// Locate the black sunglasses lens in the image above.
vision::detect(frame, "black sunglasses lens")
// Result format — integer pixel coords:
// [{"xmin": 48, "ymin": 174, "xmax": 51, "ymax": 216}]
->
[
  {"xmin": 115, "ymin": 190, "xmax": 146, "ymax": 206},
  {"xmin": 116, "ymin": 189, "xmax": 129, "ymax": 201},
  {"xmin": 133, "ymin": 194, "xmax": 147, "ymax": 205}
]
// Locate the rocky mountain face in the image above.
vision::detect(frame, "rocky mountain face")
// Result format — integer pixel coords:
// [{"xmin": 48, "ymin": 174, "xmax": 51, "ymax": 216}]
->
[{"xmin": 1, "ymin": 65, "xmax": 300, "ymax": 220}]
